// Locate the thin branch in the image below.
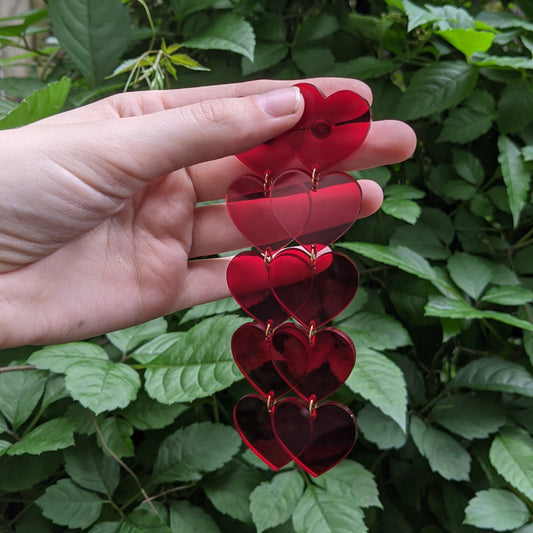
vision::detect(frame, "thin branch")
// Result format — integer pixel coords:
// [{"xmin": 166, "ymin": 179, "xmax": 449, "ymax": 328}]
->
[{"xmin": 0, "ymin": 365, "xmax": 36, "ymax": 373}]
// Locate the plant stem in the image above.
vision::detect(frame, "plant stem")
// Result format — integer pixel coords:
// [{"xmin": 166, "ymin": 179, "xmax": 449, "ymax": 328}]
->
[{"xmin": 0, "ymin": 365, "xmax": 35, "ymax": 373}]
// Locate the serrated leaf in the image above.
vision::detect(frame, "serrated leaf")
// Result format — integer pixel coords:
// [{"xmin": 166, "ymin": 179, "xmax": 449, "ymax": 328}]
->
[
  {"xmin": 357, "ymin": 403, "xmax": 407, "ymax": 449},
  {"xmin": 48, "ymin": 0, "xmax": 130, "ymax": 87},
  {"xmin": 0, "ymin": 368, "xmax": 48, "ymax": 429},
  {"xmin": 381, "ymin": 197, "xmax": 421, "ymax": 224},
  {"xmin": 473, "ymin": 54, "xmax": 533, "ymax": 70},
  {"xmin": 250, "ymin": 471, "xmax": 304, "ymax": 533},
  {"xmin": 294, "ymin": 13, "xmax": 339, "ymax": 43},
  {"xmin": 345, "ymin": 348, "xmax": 408, "ymax": 430},
  {"xmin": 464, "ymin": 489, "xmax": 529, "ymax": 531},
  {"xmin": 498, "ymin": 135, "xmax": 531, "ymax": 227},
  {"xmin": 242, "ymin": 42, "xmax": 288, "ymax": 76},
  {"xmin": 36, "ymin": 478, "xmax": 103, "ymax": 529},
  {"xmin": 327, "ymin": 57, "xmax": 398, "ymax": 80},
  {"xmin": 169, "ymin": 500, "xmax": 221, "ymax": 533},
  {"xmin": 396, "ymin": 61, "xmax": 478, "ymax": 120},
  {"xmin": 65, "ymin": 437, "xmax": 120, "ymax": 496},
  {"xmin": 398, "ymin": 0, "xmax": 435, "ymax": 32},
  {"xmin": 42, "ymin": 374, "xmax": 69, "ymax": 409},
  {"xmin": 430, "ymin": 393, "xmax": 506, "ymax": 439},
  {"xmin": 0, "ymin": 440, "xmax": 11, "ymax": 457},
  {"xmin": 170, "ymin": 0, "xmax": 219, "ymax": 20},
  {"xmin": 448, "ymin": 252, "xmax": 492, "ymax": 300},
  {"xmin": 65, "ymin": 360, "xmax": 140, "ymax": 414},
  {"xmin": 89, "ymin": 522, "xmax": 121, "ymax": 533},
  {"xmin": 106, "ymin": 318, "xmax": 168, "ymax": 353},
  {"xmin": 202, "ymin": 460, "xmax": 263, "ymax": 523},
  {"xmin": 452, "ymin": 149, "xmax": 485, "ymax": 185},
  {"xmin": 153, "ymin": 422, "xmax": 240, "ymax": 483},
  {"xmin": 498, "ymin": 78, "xmax": 533, "ymax": 134},
  {"xmin": 8, "ymin": 418, "xmax": 75, "ymax": 456},
  {"xmin": 98, "ymin": 417, "xmax": 134, "ymax": 458},
  {"xmin": 410, "ymin": 416, "xmax": 471, "ymax": 481},
  {"xmin": 436, "ymin": 28, "xmax": 493, "ymax": 60},
  {"xmin": 391, "ymin": 225, "xmax": 450, "ymax": 260},
  {"xmin": 292, "ymin": 487, "xmax": 367, "ymax": 533},
  {"xmin": 0, "ymin": 77, "xmax": 71, "ymax": 129},
  {"xmin": 122, "ymin": 392, "xmax": 187, "ymax": 430},
  {"xmin": 144, "ymin": 316, "xmax": 246, "ymax": 404},
  {"xmin": 482, "ymin": 286, "xmax": 533, "ymax": 306},
  {"xmin": 119, "ymin": 508, "xmax": 171, "ymax": 533},
  {"xmin": 183, "ymin": 13, "xmax": 255, "ymax": 61},
  {"xmin": 313, "ymin": 460, "xmax": 382, "ymax": 509},
  {"xmin": 490, "ymin": 427, "xmax": 533, "ymax": 502},
  {"xmin": 438, "ymin": 102, "xmax": 494, "ymax": 144},
  {"xmin": 29, "ymin": 342, "xmax": 109, "ymax": 374},
  {"xmin": 449, "ymin": 358, "xmax": 533, "ymax": 397},
  {"xmin": 340, "ymin": 312, "xmax": 411, "ymax": 350},
  {"xmin": 385, "ymin": 184, "xmax": 425, "ymax": 200}
]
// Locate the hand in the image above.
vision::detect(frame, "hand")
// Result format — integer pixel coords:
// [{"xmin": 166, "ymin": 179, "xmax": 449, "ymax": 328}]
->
[{"xmin": 0, "ymin": 78, "xmax": 416, "ymax": 347}]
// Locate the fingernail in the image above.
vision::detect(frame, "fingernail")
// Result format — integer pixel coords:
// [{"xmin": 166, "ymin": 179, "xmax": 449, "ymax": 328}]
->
[{"xmin": 256, "ymin": 87, "xmax": 302, "ymax": 117}]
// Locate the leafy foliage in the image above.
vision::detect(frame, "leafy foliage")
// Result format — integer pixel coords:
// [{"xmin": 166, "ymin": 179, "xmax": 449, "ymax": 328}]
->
[{"xmin": 1, "ymin": 0, "xmax": 533, "ymax": 531}]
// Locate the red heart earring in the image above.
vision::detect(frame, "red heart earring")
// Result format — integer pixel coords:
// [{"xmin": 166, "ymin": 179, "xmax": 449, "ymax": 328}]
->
[{"xmin": 226, "ymin": 83, "xmax": 371, "ymax": 475}]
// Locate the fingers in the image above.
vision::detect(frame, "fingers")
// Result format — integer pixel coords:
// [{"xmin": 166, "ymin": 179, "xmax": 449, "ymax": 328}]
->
[
  {"xmin": 189, "ymin": 119, "xmax": 416, "ymax": 202},
  {"xmin": 189, "ymin": 180, "xmax": 383, "ymax": 258}
]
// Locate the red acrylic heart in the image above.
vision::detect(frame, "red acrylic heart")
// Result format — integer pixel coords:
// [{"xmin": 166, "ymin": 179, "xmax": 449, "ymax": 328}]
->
[
  {"xmin": 287, "ymin": 83, "xmax": 371, "ymax": 172},
  {"xmin": 272, "ymin": 324, "xmax": 355, "ymax": 402},
  {"xmin": 270, "ymin": 169, "xmax": 362, "ymax": 247},
  {"xmin": 232, "ymin": 322, "xmax": 294, "ymax": 399},
  {"xmin": 234, "ymin": 394, "xmax": 293, "ymax": 471},
  {"xmin": 272, "ymin": 398, "xmax": 357, "ymax": 477},
  {"xmin": 270, "ymin": 249, "xmax": 359, "ymax": 328},
  {"xmin": 226, "ymin": 174, "xmax": 293, "ymax": 252},
  {"xmin": 227, "ymin": 251, "xmax": 291, "ymax": 327}
]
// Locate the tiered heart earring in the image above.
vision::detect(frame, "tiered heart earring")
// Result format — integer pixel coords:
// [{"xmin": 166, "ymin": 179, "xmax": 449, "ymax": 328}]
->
[{"xmin": 226, "ymin": 83, "xmax": 371, "ymax": 477}]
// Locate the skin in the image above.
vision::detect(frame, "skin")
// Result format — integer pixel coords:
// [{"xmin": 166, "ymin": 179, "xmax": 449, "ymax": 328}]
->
[{"xmin": 0, "ymin": 77, "xmax": 416, "ymax": 347}]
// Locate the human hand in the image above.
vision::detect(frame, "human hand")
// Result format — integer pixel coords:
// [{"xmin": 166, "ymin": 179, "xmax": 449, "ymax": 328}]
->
[{"xmin": 0, "ymin": 78, "xmax": 416, "ymax": 347}]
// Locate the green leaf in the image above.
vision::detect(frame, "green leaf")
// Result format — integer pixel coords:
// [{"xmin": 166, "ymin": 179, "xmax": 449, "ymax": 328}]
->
[
  {"xmin": 48, "ymin": 0, "xmax": 130, "ymax": 87},
  {"xmin": 490, "ymin": 427, "xmax": 533, "ymax": 502},
  {"xmin": 202, "ymin": 460, "xmax": 263, "ymax": 523},
  {"xmin": 250, "ymin": 471, "xmax": 304, "ymax": 533},
  {"xmin": 357, "ymin": 403, "xmax": 407, "ymax": 449},
  {"xmin": 106, "ymin": 318, "xmax": 168, "ymax": 353},
  {"xmin": 0, "ymin": 367, "xmax": 48, "ymax": 429},
  {"xmin": 292, "ymin": 486, "xmax": 367, "ymax": 533},
  {"xmin": 340, "ymin": 312, "xmax": 411, "ymax": 350},
  {"xmin": 179, "ymin": 297, "xmax": 240, "ymax": 324},
  {"xmin": 170, "ymin": 0, "xmax": 219, "ymax": 20},
  {"xmin": 385, "ymin": 184, "xmax": 425, "ymax": 200},
  {"xmin": 42, "ymin": 374, "xmax": 69, "ymax": 410},
  {"xmin": 169, "ymin": 500, "xmax": 221, "ymax": 533},
  {"xmin": 183, "ymin": 13, "xmax": 255, "ymax": 61},
  {"xmin": 153, "ymin": 422, "xmax": 240, "ymax": 483},
  {"xmin": 64, "ymin": 437, "xmax": 120, "ymax": 496},
  {"xmin": 442, "ymin": 179, "xmax": 477, "ymax": 200},
  {"xmin": 482, "ymin": 286, "xmax": 533, "ymax": 306},
  {"xmin": 391, "ymin": 225, "xmax": 449, "ymax": 260},
  {"xmin": 119, "ymin": 508, "xmax": 171, "ymax": 533},
  {"xmin": 430, "ymin": 393, "xmax": 506, "ymax": 440},
  {"xmin": 294, "ymin": 13, "xmax": 339, "ymax": 43},
  {"xmin": 410, "ymin": 416, "xmax": 471, "ymax": 481},
  {"xmin": 8, "ymin": 418, "xmax": 75, "ymax": 456},
  {"xmin": 473, "ymin": 54, "xmax": 533, "ymax": 70},
  {"xmin": 98, "ymin": 417, "xmax": 134, "ymax": 458},
  {"xmin": 313, "ymin": 460, "xmax": 382, "ymax": 509},
  {"xmin": 464, "ymin": 489, "xmax": 529, "ymax": 531},
  {"xmin": 345, "ymin": 348, "xmax": 408, "ymax": 431},
  {"xmin": 447, "ymin": 252, "xmax": 492, "ymax": 300},
  {"xmin": 381, "ymin": 197, "xmax": 421, "ymax": 224},
  {"xmin": 122, "ymin": 392, "xmax": 187, "ymax": 430},
  {"xmin": 397, "ymin": 0, "xmax": 435, "ymax": 32},
  {"xmin": 396, "ymin": 61, "xmax": 478, "ymax": 120},
  {"xmin": 131, "ymin": 332, "xmax": 183, "ymax": 364},
  {"xmin": 292, "ymin": 46, "xmax": 335, "ymax": 77},
  {"xmin": 0, "ymin": 439, "xmax": 11, "ymax": 458},
  {"xmin": 29, "ymin": 342, "xmax": 109, "ymax": 373},
  {"xmin": 438, "ymin": 90, "xmax": 495, "ymax": 144},
  {"xmin": 36, "ymin": 478, "xmax": 103, "ymax": 529},
  {"xmin": 65, "ymin": 360, "xmax": 140, "ymax": 414},
  {"xmin": 327, "ymin": 57, "xmax": 398, "ymax": 80},
  {"xmin": 497, "ymin": 79, "xmax": 533, "ymax": 134},
  {"xmin": 452, "ymin": 149, "xmax": 485, "ymax": 185},
  {"xmin": 450, "ymin": 358, "xmax": 533, "ymax": 397},
  {"xmin": 89, "ymin": 522, "xmax": 121, "ymax": 533},
  {"xmin": 436, "ymin": 28, "xmax": 493, "ymax": 60},
  {"xmin": 144, "ymin": 316, "xmax": 246, "ymax": 404},
  {"xmin": 498, "ymin": 135, "xmax": 531, "ymax": 227},
  {"xmin": 0, "ymin": 77, "xmax": 71, "ymax": 129},
  {"xmin": 241, "ymin": 43, "xmax": 288, "ymax": 76}
]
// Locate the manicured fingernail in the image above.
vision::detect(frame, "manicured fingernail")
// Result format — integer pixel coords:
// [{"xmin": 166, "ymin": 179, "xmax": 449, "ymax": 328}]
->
[{"xmin": 256, "ymin": 87, "xmax": 302, "ymax": 117}]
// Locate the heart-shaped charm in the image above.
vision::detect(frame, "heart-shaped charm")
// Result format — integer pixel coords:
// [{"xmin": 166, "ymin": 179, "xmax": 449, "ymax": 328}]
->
[
  {"xmin": 270, "ymin": 249, "xmax": 359, "ymax": 328},
  {"xmin": 287, "ymin": 83, "xmax": 371, "ymax": 172},
  {"xmin": 272, "ymin": 398, "xmax": 357, "ymax": 477},
  {"xmin": 270, "ymin": 169, "xmax": 362, "ymax": 247},
  {"xmin": 272, "ymin": 324, "xmax": 355, "ymax": 401},
  {"xmin": 226, "ymin": 174, "xmax": 293, "ymax": 252},
  {"xmin": 227, "ymin": 251, "xmax": 291, "ymax": 327},
  {"xmin": 234, "ymin": 394, "xmax": 294, "ymax": 471},
  {"xmin": 232, "ymin": 322, "xmax": 294, "ymax": 398}
]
